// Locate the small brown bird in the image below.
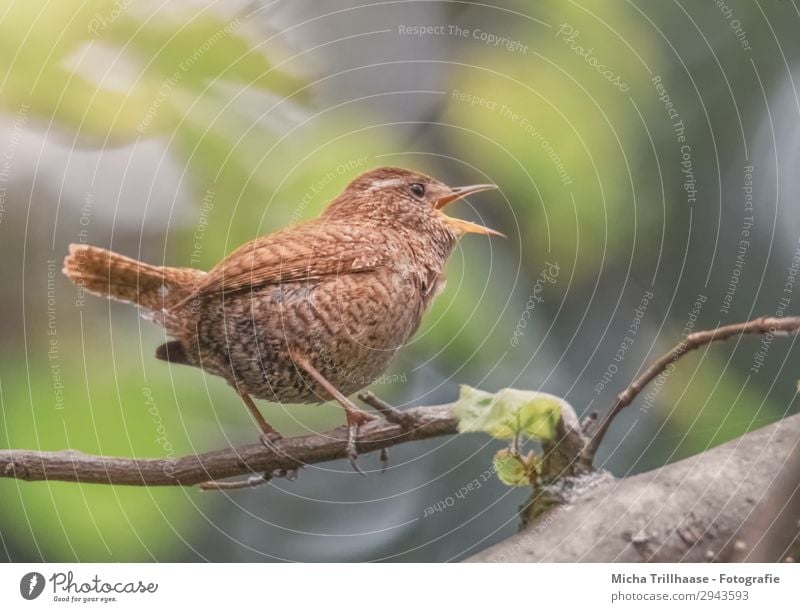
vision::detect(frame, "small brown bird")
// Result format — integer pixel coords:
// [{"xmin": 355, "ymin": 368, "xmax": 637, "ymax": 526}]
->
[{"xmin": 63, "ymin": 167, "xmax": 500, "ymax": 471}]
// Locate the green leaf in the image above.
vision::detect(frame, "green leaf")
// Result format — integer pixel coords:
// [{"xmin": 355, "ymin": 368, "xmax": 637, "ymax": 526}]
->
[
  {"xmin": 454, "ymin": 385, "xmax": 565, "ymax": 441},
  {"xmin": 493, "ymin": 449, "xmax": 534, "ymax": 487}
]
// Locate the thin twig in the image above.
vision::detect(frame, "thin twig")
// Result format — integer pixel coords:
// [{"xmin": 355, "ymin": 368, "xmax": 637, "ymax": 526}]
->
[{"xmin": 585, "ymin": 315, "xmax": 800, "ymax": 460}]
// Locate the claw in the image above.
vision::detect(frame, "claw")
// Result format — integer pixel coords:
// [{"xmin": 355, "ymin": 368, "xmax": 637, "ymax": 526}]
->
[
  {"xmin": 346, "ymin": 421, "xmax": 366, "ymax": 476},
  {"xmin": 259, "ymin": 431, "xmax": 283, "ymax": 453},
  {"xmin": 200, "ymin": 471, "xmax": 271, "ymax": 491},
  {"xmin": 348, "ymin": 454, "xmax": 366, "ymax": 476},
  {"xmin": 380, "ymin": 448, "xmax": 389, "ymax": 473},
  {"xmin": 345, "ymin": 408, "xmax": 373, "ymax": 476}
]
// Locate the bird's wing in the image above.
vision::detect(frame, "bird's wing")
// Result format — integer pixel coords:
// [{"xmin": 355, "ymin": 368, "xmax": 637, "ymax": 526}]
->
[{"xmin": 187, "ymin": 221, "xmax": 392, "ymax": 298}]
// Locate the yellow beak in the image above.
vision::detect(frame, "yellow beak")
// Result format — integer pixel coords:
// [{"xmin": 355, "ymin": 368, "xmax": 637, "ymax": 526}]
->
[{"xmin": 435, "ymin": 184, "xmax": 505, "ymax": 238}]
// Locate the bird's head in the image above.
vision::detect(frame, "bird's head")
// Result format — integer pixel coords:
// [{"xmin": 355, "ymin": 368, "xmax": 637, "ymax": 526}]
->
[{"xmin": 322, "ymin": 167, "xmax": 503, "ymax": 241}]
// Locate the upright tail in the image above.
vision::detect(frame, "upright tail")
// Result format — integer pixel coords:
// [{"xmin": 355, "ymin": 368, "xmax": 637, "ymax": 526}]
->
[{"xmin": 63, "ymin": 244, "xmax": 205, "ymax": 311}]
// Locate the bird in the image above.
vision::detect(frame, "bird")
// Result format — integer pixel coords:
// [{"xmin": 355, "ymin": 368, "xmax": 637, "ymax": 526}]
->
[{"xmin": 63, "ymin": 166, "xmax": 501, "ymax": 472}]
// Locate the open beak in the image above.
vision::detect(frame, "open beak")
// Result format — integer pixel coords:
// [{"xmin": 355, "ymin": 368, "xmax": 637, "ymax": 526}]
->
[{"xmin": 435, "ymin": 184, "xmax": 505, "ymax": 237}]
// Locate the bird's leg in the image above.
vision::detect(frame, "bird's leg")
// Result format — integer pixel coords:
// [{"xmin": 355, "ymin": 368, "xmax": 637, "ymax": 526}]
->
[
  {"xmin": 291, "ymin": 353, "xmax": 375, "ymax": 475},
  {"xmin": 198, "ymin": 390, "xmax": 291, "ymax": 491},
  {"xmin": 199, "ymin": 391, "xmax": 290, "ymax": 491},
  {"xmin": 238, "ymin": 390, "xmax": 283, "ymax": 448}
]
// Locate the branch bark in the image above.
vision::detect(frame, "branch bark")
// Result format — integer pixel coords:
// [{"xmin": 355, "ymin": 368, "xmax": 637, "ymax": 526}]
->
[
  {"xmin": 724, "ymin": 422, "xmax": 800, "ymax": 562},
  {"xmin": 0, "ymin": 404, "xmax": 456, "ymax": 486},
  {"xmin": 466, "ymin": 411, "xmax": 800, "ymax": 562}
]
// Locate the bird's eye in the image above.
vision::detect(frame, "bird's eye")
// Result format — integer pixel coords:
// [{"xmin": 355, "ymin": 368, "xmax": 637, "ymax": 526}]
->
[{"xmin": 409, "ymin": 183, "xmax": 425, "ymax": 198}]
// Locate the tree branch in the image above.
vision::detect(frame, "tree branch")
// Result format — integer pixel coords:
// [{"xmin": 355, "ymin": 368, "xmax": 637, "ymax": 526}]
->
[
  {"xmin": 467, "ymin": 411, "xmax": 800, "ymax": 562},
  {"xmin": 0, "ymin": 404, "xmax": 456, "ymax": 487},
  {"xmin": 724, "ymin": 423, "xmax": 800, "ymax": 562},
  {"xmin": 585, "ymin": 315, "xmax": 800, "ymax": 460}
]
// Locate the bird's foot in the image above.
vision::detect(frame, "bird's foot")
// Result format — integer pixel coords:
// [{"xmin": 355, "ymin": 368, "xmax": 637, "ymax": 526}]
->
[
  {"xmin": 275, "ymin": 468, "xmax": 299, "ymax": 481},
  {"xmin": 199, "ymin": 471, "xmax": 272, "ymax": 491},
  {"xmin": 357, "ymin": 391, "xmax": 415, "ymax": 428},
  {"xmin": 259, "ymin": 430, "xmax": 284, "ymax": 453},
  {"xmin": 199, "ymin": 466, "xmax": 300, "ymax": 491},
  {"xmin": 344, "ymin": 408, "xmax": 376, "ymax": 476},
  {"xmin": 379, "ymin": 448, "xmax": 390, "ymax": 473}
]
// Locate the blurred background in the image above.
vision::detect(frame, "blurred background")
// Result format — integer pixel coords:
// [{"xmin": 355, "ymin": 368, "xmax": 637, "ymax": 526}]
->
[{"xmin": 1, "ymin": 0, "xmax": 799, "ymax": 562}]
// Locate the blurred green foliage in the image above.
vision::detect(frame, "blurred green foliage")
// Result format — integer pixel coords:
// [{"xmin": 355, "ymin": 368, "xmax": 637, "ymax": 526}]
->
[
  {"xmin": 0, "ymin": 338, "xmax": 207, "ymax": 560},
  {"xmin": 448, "ymin": 1, "xmax": 662, "ymax": 280},
  {"xmin": 0, "ymin": 0, "xmax": 303, "ymax": 143}
]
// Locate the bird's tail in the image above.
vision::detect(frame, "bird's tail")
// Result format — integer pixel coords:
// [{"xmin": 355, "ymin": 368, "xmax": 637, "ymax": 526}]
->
[{"xmin": 62, "ymin": 244, "xmax": 205, "ymax": 311}]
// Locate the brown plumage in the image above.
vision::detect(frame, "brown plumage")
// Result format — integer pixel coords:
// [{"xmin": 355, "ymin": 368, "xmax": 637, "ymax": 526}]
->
[{"xmin": 63, "ymin": 167, "xmax": 500, "ymax": 472}]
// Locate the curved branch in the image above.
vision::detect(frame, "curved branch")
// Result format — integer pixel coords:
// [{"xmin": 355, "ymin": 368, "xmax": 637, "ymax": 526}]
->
[
  {"xmin": 585, "ymin": 315, "xmax": 800, "ymax": 459},
  {"xmin": 0, "ymin": 404, "xmax": 456, "ymax": 487}
]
